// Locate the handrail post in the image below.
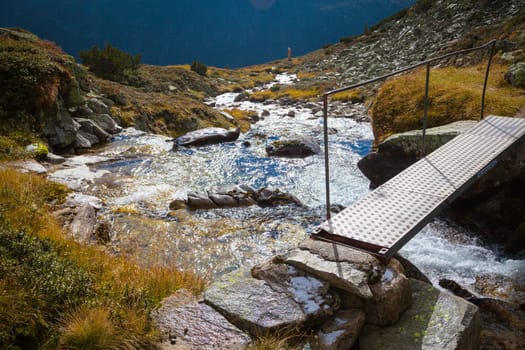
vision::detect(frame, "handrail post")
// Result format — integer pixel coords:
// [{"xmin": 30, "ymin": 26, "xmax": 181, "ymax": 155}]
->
[
  {"xmin": 323, "ymin": 94, "xmax": 331, "ymax": 220},
  {"xmin": 481, "ymin": 40, "xmax": 496, "ymax": 120},
  {"xmin": 422, "ymin": 62, "xmax": 431, "ymax": 158}
]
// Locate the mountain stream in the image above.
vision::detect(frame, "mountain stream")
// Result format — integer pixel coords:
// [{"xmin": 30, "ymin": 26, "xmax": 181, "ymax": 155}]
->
[{"xmin": 48, "ymin": 74, "xmax": 525, "ymax": 300}]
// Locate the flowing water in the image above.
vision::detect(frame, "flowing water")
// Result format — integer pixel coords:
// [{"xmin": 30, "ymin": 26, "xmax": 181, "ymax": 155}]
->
[{"xmin": 49, "ymin": 73, "xmax": 525, "ymax": 297}]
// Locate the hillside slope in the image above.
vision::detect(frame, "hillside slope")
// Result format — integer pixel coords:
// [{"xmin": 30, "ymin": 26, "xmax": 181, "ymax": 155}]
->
[{"xmin": 296, "ymin": 0, "xmax": 525, "ymax": 86}]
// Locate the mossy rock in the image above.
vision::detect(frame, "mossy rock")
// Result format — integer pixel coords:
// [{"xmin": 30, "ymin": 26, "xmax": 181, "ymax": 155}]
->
[
  {"xmin": 505, "ymin": 61, "xmax": 525, "ymax": 88},
  {"xmin": 26, "ymin": 142, "xmax": 48, "ymax": 160}
]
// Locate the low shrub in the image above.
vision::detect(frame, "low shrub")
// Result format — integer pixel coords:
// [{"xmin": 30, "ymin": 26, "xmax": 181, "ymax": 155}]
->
[
  {"xmin": 80, "ymin": 43, "xmax": 141, "ymax": 82},
  {"xmin": 191, "ymin": 60, "xmax": 208, "ymax": 76}
]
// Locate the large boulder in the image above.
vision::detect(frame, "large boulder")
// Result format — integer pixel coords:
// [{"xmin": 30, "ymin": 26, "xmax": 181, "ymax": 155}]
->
[
  {"xmin": 278, "ymin": 240, "xmax": 384, "ymax": 299},
  {"xmin": 87, "ymin": 98, "xmax": 111, "ymax": 115},
  {"xmin": 203, "ymin": 269, "xmax": 309, "ymax": 336},
  {"xmin": 471, "ymin": 297, "xmax": 525, "ymax": 350},
  {"xmin": 174, "ymin": 127, "xmax": 240, "ymax": 147},
  {"xmin": 505, "ymin": 61, "xmax": 525, "ymax": 88},
  {"xmin": 447, "ymin": 140, "xmax": 525, "ymax": 253},
  {"xmin": 359, "ymin": 279, "xmax": 480, "ymax": 350},
  {"xmin": 88, "ymin": 113, "xmax": 122, "ymax": 134},
  {"xmin": 40, "ymin": 98, "xmax": 80, "ymax": 149},
  {"xmin": 266, "ymin": 137, "xmax": 321, "ymax": 158},
  {"xmin": 75, "ymin": 118, "xmax": 111, "ymax": 143},
  {"xmin": 153, "ymin": 289, "xmax": 251, "ymax": 350}
]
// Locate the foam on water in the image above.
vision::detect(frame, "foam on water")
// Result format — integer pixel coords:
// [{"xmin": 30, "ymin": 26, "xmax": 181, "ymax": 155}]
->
[{"xmin": 401, "ymin": 220, "xmax": 525, "ymax": 287}]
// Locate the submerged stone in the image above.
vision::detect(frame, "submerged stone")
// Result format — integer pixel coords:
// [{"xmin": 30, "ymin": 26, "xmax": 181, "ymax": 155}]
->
[
  {"xmin": 266, "ymin": 137, "xmax": 321, "ymax": 158},
  {"xmin": 359, "ymin": 279, "xmax": 480, "ymax": 350},
  {"xmin": 171, "ymin": 185, "xmax": 301, "ymax": 210},
  {"xmin": 174, "ymin": 127, "xmax": 240, "ymax": 147}
]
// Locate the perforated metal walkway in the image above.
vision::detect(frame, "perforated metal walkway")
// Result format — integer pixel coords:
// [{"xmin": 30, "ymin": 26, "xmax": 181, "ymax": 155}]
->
[{"xmin": 313, "ymin": 115, "xmax": 525, "ymax": 259}]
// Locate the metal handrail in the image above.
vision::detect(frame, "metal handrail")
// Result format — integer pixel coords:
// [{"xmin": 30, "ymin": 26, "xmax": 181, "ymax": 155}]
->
[{"xmin": 321, "ymin": 40, "xmax": 497, "ymax": 220}]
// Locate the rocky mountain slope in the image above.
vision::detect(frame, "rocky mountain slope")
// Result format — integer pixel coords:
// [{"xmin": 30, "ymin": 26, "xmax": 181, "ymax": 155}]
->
[{"xmin": 297, "ymin": 0, "xmax": 525, "ymax": 86}]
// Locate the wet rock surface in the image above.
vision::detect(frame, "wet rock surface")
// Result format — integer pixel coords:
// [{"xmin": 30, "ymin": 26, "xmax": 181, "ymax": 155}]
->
[
  {"xmin": 266, "ymin": 137, "xmax": 321, "ymax": 158},
  {"xmin": 472, "ymin": 298, "xmax": 525, "ymax": 350},
  {"xmin": 153, "ymin": 290, "xmax": 251, "ymax": 350},
  {"xmin": 359, "ymin": 278, "xmax": 480, "ymax": 350},
  {"xmin": 173, "ymin": 127, "xmax": 240, "ymax": 147}
]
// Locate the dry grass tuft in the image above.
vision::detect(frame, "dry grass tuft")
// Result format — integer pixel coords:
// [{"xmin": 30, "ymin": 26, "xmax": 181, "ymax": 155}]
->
[{"xmin": 58, "ymin": 305, "xmax": 135, "ymax": 350}]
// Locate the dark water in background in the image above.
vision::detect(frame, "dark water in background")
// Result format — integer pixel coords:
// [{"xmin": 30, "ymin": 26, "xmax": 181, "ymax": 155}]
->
[{"xmin": 0, "ymin": 0, "xmax": 414, "ymax": 67}]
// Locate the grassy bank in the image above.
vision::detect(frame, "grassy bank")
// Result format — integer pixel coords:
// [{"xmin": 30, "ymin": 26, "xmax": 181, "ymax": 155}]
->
[
  {"xmin": 0, "ymin": 168, "xmax": 205, "ymax": 349},
  {"xmin": 370, "ymin": 62, "xmax": 525, "ymax": 142}
]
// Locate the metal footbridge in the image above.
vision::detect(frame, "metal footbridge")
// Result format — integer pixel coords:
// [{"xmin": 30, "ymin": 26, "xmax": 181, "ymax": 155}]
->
[
  {"xmin": 313, "ymin": 115, "xmax": 525, "ymax": 259},
  {"xmin": 312, "ymin": 41, "xmax": 525, "ymax": 260}
]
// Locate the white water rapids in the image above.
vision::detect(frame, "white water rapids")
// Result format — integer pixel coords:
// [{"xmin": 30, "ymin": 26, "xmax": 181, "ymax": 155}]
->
[{"xmin": 49, "ymin": 73, "xmax": 524, "ymax": 298}]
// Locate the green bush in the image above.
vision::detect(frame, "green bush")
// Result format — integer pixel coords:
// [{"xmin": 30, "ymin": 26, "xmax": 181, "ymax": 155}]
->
[
  {"xmin": 0, "ymin": 227, "xmax": 92, "ymax": 349},
  {"xmin": 0, "ymin": 39, "xmax": 67, "ymax": 114},
  {"xmin": 80, "ymin": 43, "xmax": 141, "ymax": 81},
  {"xmin": 191, "ymin": 60, "xmax": 208, "ymax": 76}
]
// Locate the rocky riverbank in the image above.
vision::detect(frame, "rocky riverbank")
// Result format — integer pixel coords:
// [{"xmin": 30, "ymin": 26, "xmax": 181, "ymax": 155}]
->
[{"xmin": 154, "ymin": 239, "xmax": 481, "ymax": 350}]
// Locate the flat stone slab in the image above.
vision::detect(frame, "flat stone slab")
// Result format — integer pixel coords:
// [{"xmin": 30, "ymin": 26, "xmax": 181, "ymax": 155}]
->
[
  {"xmin": 252, "ymin": 261, "xmax": 339, "ymax": 322},
  {"xmin": 153, "ymin": 290, "xmax": 251, "ymax": 350},
  {"xmin": 279, "ymin": 248, "xmax": 373, "ymax": 299},
  {"xmin": 359, "ymin": 279, "xmax": 480, "ymax": 350},
  {"xmin": 299, "ymin": 239, "xmax": 384, "ymax": 282},
  {"xmin": 204, "ymin": 269, "xmax": 307, "ymax": 336},
  {"xmin": 5, "ymin": 159, "xmax": 47, "ymax": 174}
]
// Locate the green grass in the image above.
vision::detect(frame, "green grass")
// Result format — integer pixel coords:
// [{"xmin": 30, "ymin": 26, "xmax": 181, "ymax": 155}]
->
[{"xmin": 0, "ymin": 169, "xmax": 206, "ymax": 349}]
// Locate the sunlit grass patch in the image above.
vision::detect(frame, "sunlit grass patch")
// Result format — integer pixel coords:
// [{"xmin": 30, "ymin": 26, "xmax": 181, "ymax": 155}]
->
[
  {"xmin": 370, "ymin": 63, "xmax": 525, "ymax": 142},
  {"xmin": 224, "ymin": 108, "xmax": 258, "ymax": 132},
  {"xmin": 331, "ymin": 89, "xmax": 365, "ymax": 103},
  {"xmin": 250, "ymin": 86, "xmax": 320, "ymax": 102}
]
